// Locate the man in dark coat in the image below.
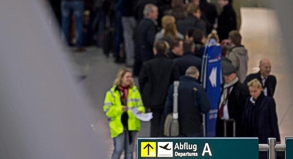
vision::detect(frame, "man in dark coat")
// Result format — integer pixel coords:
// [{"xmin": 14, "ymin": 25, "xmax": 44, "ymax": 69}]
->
[
  {"xmin": 139, "ymin": 40, "xmax": 180, "ymax": 137},
  {"xmin": 199, "ymin": 0, "xmax": 218, "ymax": 34},
  {"xmin": 165, "ymin": 38, "xmax": 184, "ymax": 60},
  {"xmin": 217, "ymin": 0, "xmax": 237, "ymax": 42},
  {"xmin": 165, "ymin": 66, "xmax": 210, "ymax": 137},
  {"xmin": 177, "ymin": 3, "xmax": 206, "ymax": 36},
  {"xmin": 175, "ymin": 41, "xmax": 202, "ymax": 76},
  {"xmin": 134, "ymin": 0, "xmax": 157, "ymax": 22},
  {"xmin": 216, "ymin": 64, "xmax": 249, "ymax": 137},
  {"xmin": 133, "ymin": 4, "xmax": 159, "ymax": 76},
  {"xmin": 244, "ymin": 59, "xmax": 277, "ymax": 97}
]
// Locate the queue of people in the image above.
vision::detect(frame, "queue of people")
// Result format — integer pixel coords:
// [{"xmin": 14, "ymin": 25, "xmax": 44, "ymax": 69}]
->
[{"xmin": 96, "ymin": 1, "xmax": 280, "ymax": 159}]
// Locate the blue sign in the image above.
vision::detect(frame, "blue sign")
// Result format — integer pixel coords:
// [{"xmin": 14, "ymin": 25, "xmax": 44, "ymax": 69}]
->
[{"xmin": 201, "ymin": 40, "xmax": 222, "ymax": 137}]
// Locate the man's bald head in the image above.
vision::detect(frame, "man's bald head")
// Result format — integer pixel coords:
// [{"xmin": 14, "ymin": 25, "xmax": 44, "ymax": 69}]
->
[
  {"xmin": 259, "ymin": 58, "xmax": 271, "ymax": 77},
  {"xmin": 186, "ymin": 66, "xmax": 200, "ymax": 79},
  {"xmin": 259, "ymin": 59, "xmax": 271, "ymax": 67}
]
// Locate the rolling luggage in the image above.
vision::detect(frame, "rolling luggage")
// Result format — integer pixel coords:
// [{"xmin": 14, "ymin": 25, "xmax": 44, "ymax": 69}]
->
[{"xmin": 223, "ymin": 119, "xmax": 236, "ymax": 137}]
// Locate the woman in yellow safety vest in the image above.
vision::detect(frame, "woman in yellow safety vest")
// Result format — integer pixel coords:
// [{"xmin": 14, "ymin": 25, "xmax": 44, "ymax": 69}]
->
[{"xmin": 104, "ymin": 68, "xmax": 145, "ymax": 159}]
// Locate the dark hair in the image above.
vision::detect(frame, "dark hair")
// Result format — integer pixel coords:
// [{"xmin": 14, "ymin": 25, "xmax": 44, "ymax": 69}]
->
[
  {"xmin": 192, "ymin": 29, "xmax": 204, "ymax": 43},
  {"xmin": 170, "ymin": 38, "xmax": 183, "ymax": 49},
  {"xmin": 154, "ymin": 40, "xmax": 168, "ymax": 54},
  {"xmin": 172, "ymin": 0, "xmax": 184, "ymax": 8},
  {"xmin": 221, "ymin": 46, "xmax": 229, "ymax": 57},
  {"xmin": 229, "ymin": 30, "xmax": 242, "ymax": 45},
  {"xmin": 186, "ymin": 3, "xmax": 200, "ymax": 15},
  {"xmin": 186, "ymin": 28, "xmax": 196, "ymax": 38},
  {"xmin": 183, "ymin": 41, "xmax": 195, "ymax": 53}
]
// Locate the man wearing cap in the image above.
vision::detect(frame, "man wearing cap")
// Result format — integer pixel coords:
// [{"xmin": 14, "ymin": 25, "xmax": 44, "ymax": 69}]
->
[{"xmin": 216, "ymin": 63, "xmax": 249, "ymax": 137}]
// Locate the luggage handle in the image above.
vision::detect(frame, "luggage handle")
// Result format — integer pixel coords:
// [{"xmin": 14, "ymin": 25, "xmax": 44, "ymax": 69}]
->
[
  {"xmin": 173, "ymin": 81, "xmax": 179, "ymax": 119},
  {"xmin": 224, "ymin": 119, "xmax": 236, "ymax": 137}
]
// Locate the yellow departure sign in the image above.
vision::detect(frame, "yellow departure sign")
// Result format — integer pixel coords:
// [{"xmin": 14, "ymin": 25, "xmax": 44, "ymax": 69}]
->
[{"xmin": 141, "ymin": 142, "xmax": 156, "ymax": 157}]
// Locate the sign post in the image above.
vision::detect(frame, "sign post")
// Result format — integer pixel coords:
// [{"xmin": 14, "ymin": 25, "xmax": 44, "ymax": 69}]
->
[
  {"xmin": 137, "ymin": 138, "xmax": 259, "ymax": 159},
  {"xmin": 201, "ymin": 40, "xmax": 222, "ymax": 137}
]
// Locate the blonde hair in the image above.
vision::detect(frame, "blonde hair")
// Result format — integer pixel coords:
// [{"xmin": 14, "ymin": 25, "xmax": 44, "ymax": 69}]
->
[
  {"xmin": 247, "ymin": 79, "xmax": 263, "ymax": 89},
  {"xmin": 207, "ymin": 29, "xmax": 219, "ymax": 43},
  {"xmin": 113, "ymin": 68, "xmax": 134, "ymax": 87},
  {"xmin": 162, "ymin": 15, "xmax": 176, "ymax": 29},
  {"xmin": 164, "ymin": 23, "xmax": 178, "ymax": 37}
]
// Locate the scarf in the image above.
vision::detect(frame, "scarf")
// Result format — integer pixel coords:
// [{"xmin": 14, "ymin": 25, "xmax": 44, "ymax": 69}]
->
[
  {"xmin": 221, "ymin": 77, "xmax": 239, "ymax": 103},
  {"xmin": 219, "ymin": 77, "xmax": 239, "ymax": 118},
  {"xmin": 119, "ymin": 85, "xmax": 129, "ymax": 105},
  {"xmin": 223, "ymin": 77, "xmax": 239, "ymax": 89}
]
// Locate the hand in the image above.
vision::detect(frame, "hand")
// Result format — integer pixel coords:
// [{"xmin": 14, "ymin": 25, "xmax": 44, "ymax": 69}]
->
[
  {"xmin": 137, "ymin": 111, "xmax": 142, "ymax": 114},
  {"xmin": 122, "ymin": 106, "xmax": 128, "ymax": 112}
]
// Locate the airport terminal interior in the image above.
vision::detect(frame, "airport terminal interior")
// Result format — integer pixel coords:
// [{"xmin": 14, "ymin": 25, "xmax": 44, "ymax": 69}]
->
[{"xmin": 73, "ymin": 2, "xmax": 293, "ymax": 157}]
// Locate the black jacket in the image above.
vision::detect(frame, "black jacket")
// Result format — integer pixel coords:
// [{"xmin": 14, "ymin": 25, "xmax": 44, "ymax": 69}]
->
[
  {"xmin": 194, "ymin": 42, "xmax": 204, "ymax": 58},
  {"xmin": 217, "ymin": 4, "xmax": 237, "ymax": 41},
  {"xmin": 177, "ymin": 15, "xmax": 206, "ymax": 36},
  {"xmin": 243, "ymin": 72, "xmax": 277, "ymax": 97},
  {"xmin": 242, "ymin": 93, "xmax": 280, "ymax": 143},
  {"xmin": 165, "ymin": 51, "xmax": 181, "ymax": 60},
  {"xmin": 135, "ymin": 18, "xmax": 159, "ymax": 62},
  {"xmin": 216, "ymin": 81, "xmax": 250, "ymax": 137},
  {"xmin": 243, "ymin": 93, "xmax": 280, "ymax": 159},
  {"xmin": 121, "ymin": 0, "xmax": 135, "ymax": 17},
  {"xmin": 200, "ymin": 0, "xmax": 218, "ymax": 34},
  {"xmin": 165, "ymin": 76, "xmax": 210, "ymax": 136},
  {"xmin": 175, "ymin": 52, "xmax": 202, "ymax": 76},
  {"xmin": 139, "ymin": 54, "xmax": 180, "ymax": 109}
]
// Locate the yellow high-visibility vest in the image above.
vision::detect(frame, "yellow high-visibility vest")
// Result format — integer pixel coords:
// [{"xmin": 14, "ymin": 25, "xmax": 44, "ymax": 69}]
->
[{"xmin": 103, "ymin": 85, "xmax": 145, "ymax": 138}]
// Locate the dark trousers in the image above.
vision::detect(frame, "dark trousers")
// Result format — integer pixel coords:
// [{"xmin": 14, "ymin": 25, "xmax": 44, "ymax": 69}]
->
[{"xmin": 150, "ymin": 108, "xmax": 164, "ymax": 137}]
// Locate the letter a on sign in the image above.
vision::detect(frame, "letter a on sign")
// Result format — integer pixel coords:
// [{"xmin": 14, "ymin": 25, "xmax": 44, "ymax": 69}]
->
[{"xmin": 202, "ymin": 143, "xmax": 212, "ymax": 156}]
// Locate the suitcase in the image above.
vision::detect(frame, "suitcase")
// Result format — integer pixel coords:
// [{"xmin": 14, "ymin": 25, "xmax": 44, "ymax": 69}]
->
[
  {"xmin": 164, "ymin": 81, "xmax": 180, "ymax": 137},
  {"xmin": 102, "ymin": 27, "xmax": 116, "ymax": 57}
]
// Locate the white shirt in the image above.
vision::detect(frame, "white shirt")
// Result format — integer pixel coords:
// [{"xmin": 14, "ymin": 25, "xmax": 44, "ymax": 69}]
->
[{"xmin": 261, "ymin": 76, "xmax": 268, "ymax": 96}]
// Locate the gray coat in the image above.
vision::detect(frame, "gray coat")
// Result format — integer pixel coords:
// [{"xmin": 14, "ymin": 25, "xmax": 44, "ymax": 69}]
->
[{"xmin": 228, "ymin": 45, "xmax": 248, "ymax": 83}]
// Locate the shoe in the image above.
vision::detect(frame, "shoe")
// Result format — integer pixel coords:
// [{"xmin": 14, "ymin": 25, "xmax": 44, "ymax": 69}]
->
[{"xmin": 75, "ymin": 47, "xmax": 87, "ymax": 52}]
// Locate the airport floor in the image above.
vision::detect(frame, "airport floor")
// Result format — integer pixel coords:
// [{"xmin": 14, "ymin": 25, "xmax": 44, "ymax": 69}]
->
[{"xmin": 72, "ymin": 7, "xmax": 292, "ymax": 158}]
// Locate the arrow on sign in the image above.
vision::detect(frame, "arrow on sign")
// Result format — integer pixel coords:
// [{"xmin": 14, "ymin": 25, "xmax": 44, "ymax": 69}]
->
[
  {"xmin": 144, "ymin": 143, "xmax": 154, "ymax": 155},
  {"xmin": 209, "ymin": 67, "xmax": 217, "ymax": 87}
]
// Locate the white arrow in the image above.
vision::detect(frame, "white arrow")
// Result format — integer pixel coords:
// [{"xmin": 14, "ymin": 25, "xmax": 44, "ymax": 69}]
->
[{"xmin": 209, "ymin": 67, "xmax": 217, "ymax": 87}]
